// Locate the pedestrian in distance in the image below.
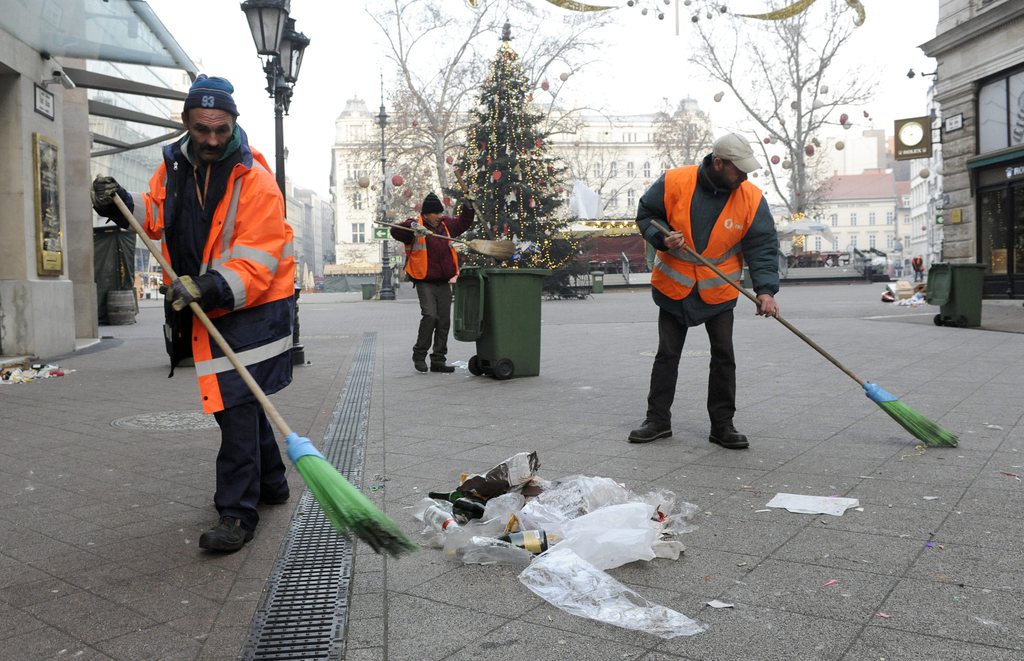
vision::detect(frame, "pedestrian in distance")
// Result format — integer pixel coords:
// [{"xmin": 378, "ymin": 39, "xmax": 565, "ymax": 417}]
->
[
  {"xmin": 91, "ymin": 74, "xmax": 295, "ymax": 553},
  {"xmin": 629, "ymin": 133, "xmax": 780, "ymax": 450},
  {"xmin": 911, "ymin": 255, "xmax": 925, "ymax": 282},
  {"xmin": 391, "ymin": 192, "xmax": 476, "ymax": 373}
]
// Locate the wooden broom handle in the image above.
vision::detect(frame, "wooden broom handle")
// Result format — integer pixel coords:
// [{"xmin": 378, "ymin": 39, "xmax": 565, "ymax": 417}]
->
[
  {"xmin": 647, "ymin": 219, "xmax": 865, "ymax": 387},
  {"xmin": 113, "ymin": 196, "xmax": 295, "ymax": 436}
]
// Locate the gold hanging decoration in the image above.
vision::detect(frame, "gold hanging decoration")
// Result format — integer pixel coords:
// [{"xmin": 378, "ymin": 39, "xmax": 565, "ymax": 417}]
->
[{"xmin": 541, "ymin": 0, "xmax": 616, "ymax": 12}]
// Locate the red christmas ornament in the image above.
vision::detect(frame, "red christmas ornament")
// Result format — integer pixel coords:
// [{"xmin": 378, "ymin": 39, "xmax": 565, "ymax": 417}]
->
[
  {"xmin": 492, "ymin": 170, "xmax": 502, "ymax": 181},
  {"xmin": 541, "ymin": 80, "xmax": 550, "ymax": 91},
  {"xmin": 770, "ymin": 155, "xmax": 780, "ymax": 165},
  {"xmin": 557, "ymin": 186, "xmax": 565, "ymax": 193},
  {"xmin": 763, "ymin": 137, "xmax": 771, "ymax": 144},
  {"xmin": 839, "ymin": 113, "xmax": 848, "ymax": 124},
  {"xmin": 804, "ymin": 145, "xmax": 815, "ymax": 156},
  {"xmin": 445, "ymin": 155, "xmax": 454, "ymax": 165},
  {"xmin": 529, "ymin": 199, "xmax": 536, "ymax": 208},
  {"xmin": 535, "ymin": 138, "xmax": 543, "ymax": 148},
  {"xmin": 403, "ymin": 188, "xmax": 413, "ymax": 198},
  {"xmin": 411, "ymin": 119, "xmax": 418, "ymax": 127},
  {"xmin": 863, "ymin": 110, "xmax": 870, "ymax": 118},
  {"xmin": 391, "ymin": 174, "xmax": 404, "ymax": 187},
  {"xmin": 443, "ymin": 196, "xmax": 452, "ymax": 207}
]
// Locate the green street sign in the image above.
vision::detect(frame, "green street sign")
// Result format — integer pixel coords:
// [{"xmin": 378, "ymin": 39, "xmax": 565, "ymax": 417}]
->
[{"xmin": 373, "ymin": 227, "xmax": 389, "ymax": 240}]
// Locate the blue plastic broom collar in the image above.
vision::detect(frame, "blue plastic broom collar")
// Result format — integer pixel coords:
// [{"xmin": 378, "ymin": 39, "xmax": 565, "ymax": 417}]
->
[
  {"xmin": 286, "ymin": 432, "xmax": 324, "ymax": 463},
  {"xmin": 863, "ymin": 382, "xmax": 897, "ymax": 403}
]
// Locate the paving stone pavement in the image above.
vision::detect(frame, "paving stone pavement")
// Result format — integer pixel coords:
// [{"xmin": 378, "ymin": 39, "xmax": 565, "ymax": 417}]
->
[{"xmin": 1, "ymin": 281, "xmax": 1023, "ymax": 660}]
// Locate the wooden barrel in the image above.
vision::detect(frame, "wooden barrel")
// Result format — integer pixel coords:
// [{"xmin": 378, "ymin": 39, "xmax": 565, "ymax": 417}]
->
[{"xmin": 106, "ymin": 290, "xmax": 137, "ymax": 325}]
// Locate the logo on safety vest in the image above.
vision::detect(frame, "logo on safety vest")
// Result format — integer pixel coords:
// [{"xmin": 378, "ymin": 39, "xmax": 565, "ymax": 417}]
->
[{"xmin": 723, "ymin": 218, "xmax": 744, "ymax": 231}]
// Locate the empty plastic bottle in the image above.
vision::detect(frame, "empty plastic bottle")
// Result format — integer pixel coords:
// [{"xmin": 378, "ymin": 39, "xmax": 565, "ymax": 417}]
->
[{"xmin": 422, "ymin": 504, "xmax": 460, "ymax": 532}]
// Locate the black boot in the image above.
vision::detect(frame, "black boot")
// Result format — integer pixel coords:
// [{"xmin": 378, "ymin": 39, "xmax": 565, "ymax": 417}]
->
[
  {"xmin": 413, "ymin": 357, "xmax": 428, "ymax": 372},
  {"xmin": 430, "ymin": 362, "xmax": 455, "ymax": 373},
  {"xmin": 628, "ymin": 420, "xmax": 673, "ymax": 444},
  {"xmin": 709, "ymin": 423, "xmax": 749, "ymax": 450},
  {"xmin": 199, "ymin": 517, "xmax": 254, "ymax": 553}
]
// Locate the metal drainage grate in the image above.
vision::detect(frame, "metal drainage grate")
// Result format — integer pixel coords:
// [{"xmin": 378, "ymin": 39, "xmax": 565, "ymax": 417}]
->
[{"xmin": 243, "ymin": 333, "xmax": 377, "ymax": 660}]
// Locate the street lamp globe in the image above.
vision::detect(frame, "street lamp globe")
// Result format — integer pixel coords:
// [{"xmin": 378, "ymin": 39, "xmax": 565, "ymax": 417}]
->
[
  {"xmin": 240, "ymin": 0, "xmax": 290, "ymax": 56},
  {"xmin": 279, "ymin": 18, "xmax": 309, "ymax": 84}
]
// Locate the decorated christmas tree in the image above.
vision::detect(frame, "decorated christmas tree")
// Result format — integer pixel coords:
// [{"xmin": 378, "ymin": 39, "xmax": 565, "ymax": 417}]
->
[{"xmin": 454, "ymin": 22, "xmax": 573, "ymax": 270}]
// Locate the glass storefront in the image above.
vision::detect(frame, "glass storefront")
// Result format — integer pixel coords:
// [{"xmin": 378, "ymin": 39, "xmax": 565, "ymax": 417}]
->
[{"xmin": 976, "ymin": 171, "xmax": 1024, "ymax": 297}]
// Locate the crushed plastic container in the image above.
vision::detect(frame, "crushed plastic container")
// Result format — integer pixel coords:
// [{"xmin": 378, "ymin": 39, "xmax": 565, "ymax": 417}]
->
[
  {"xmin": 926, "ymin": 263, "xmax": 986, "ymax": 327},
  {"xmin": 453, "ymin": 266, "xmax": 549, "ymax": 379}
]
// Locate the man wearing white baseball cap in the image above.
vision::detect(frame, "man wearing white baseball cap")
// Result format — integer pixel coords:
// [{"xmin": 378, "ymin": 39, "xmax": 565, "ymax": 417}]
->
[{"xmin": 629, "ymin": 133, "xmax": 780, "ymax": 450}]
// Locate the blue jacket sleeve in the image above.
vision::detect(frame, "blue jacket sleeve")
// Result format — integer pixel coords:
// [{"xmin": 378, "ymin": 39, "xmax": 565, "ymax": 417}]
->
[
  {"xmin": 635, "ymin": 174, "xmax": 670, "ymax": 251},
  {"xmin": 741, "ymin": 197, "xmax": 780, "ymax": 296}
]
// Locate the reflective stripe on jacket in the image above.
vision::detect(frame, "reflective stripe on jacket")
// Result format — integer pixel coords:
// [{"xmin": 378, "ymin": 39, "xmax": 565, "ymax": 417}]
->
[
  {"xmin": 404, "ymin": 217, "xmax": 459, "ymax": 280},
  {"xmin": 651, "ymin": 166, "xmax": 762, "ymax": 303},
  {"xmin": 133, "ymin": 146, "xmax": 295, "ymax": 413}
]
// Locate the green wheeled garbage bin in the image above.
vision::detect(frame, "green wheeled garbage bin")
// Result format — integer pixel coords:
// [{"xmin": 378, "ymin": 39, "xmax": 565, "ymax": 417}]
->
[
  {"xmin": 926, "ymin": 263, "xmax": 986, "ymax": 328},
  {"xmin": 591, "ymin": 271, "xmax": 604, "ymax": 294},
  {"xmin": 361, "ymin": 283, "xmax": 376, "ymax": 300},
  {"xmin": 453, "ymin": 266, "xmax": 549, "ymax": 379}
]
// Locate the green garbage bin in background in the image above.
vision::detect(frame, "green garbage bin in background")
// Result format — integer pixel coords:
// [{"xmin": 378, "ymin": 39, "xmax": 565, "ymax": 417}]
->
[
  {"xmin": 361, "ymin": 283, "xmax": 376, "ymax": 300},
  {"xmin": 453, "ymin": 266, "xmax": 549, "ymax": 379},
  {"xmin": 591, "ymin": 271, "xmax": 604, "ymax": 294},
  {"xmin": 926, "ymin": 263, "xmax": 986, "ymax": 327}
]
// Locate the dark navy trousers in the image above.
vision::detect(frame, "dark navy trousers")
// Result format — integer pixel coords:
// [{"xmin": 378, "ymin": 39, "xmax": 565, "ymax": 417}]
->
[{"xmin": 212, "ymin": 400, "xmax": 288, "ymax": 531}]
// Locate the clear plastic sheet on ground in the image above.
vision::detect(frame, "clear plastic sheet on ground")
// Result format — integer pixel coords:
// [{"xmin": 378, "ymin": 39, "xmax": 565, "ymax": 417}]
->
[
  {"xmin": 519, "ymin": 547, "xmax": 706, "ymax": 639},
  {"xmin": 415, "ymin": 453, "xmax": 704, "ymax": 637}
]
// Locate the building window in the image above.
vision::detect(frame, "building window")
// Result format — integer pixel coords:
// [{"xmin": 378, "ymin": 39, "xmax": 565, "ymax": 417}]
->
[
  {"xmin": 609, "ymin": 190, "xmax": 619, "ymax": 208},
  {"xmin": 850, "ymin": 235, "xmax": 858, "ymax": 249},
  {"xmin": 626, "ymin": 161, "xmax": 635, "ymax": 177},
  {"xmin": 352, "ymin": 223, "xmax": 365, "ymax": 244},
  {"xmin": 592, "ymin": 164, "xmax": 601, "ymax": 179},
  {"xmin": 609, "ymin": 161, "xmax": 617, "ymax": 177},
  {"xmin": 887, "ymin": 234, "xmax": 894, "ymax": 249},
  {"xmin": 979, "ymin": 70, "xmax": 1024, "ymax": 152},
  {"xmin": 869, "ymin": 234, "xmax": 876, "ymax": 249},
  {"xmin": 626, "ymin": 189, "xmax": 636, "ymax": 208},
  {"xmin": 832, "ymin": 237, "xmax": 839, "ymax": 251},
  {"xmin": 830, "ymin": 214, "xmax": 838, "ymax": 227},
  {"xmin": 351, "ymin": 193, "xmax": 363, "ymax": 210},
  {"xmin": 814, "ymin": 236, "xmax": 822, "ymax": 251},
  {"xmin": 643, "ymin": 161, "xmax": 651, "ymax": 178},
  {"xmin": 868, "ymin": 212, "xmax": 876, "ymax": 225},
  {"xmin": 886, "ymin": 211, "xmax": 895, "ymax": 224},
  {"xmin": 850, "ymin": 213, "xmax": 857, "ymax": 226}
]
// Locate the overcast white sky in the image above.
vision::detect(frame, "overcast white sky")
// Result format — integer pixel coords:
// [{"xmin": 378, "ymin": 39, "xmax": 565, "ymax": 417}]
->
[{"xmin": 151, "ymin": 1, "xmax": 939, "ymax": 198}]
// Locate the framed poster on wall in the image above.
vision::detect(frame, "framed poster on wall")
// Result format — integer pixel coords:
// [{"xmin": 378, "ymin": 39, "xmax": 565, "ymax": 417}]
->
[{"xmin": 33, "ymin": 133, "xmax": 64, "ymax": 276}]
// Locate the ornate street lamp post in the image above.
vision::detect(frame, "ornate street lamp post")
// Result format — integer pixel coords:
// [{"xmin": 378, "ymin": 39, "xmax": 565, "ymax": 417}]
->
[
  {"xmin": 241, "ymin": 0, "xmax": 310, "ymax": 364},
  {"xmin": 377, "ymin": 81, "xmax": 396, "ymax": 301}
]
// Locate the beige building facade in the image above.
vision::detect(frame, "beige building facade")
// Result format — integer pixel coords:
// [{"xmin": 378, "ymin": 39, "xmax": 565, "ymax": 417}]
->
[{"xmin": 922, "ymin": 0, "xmax": 1024, "ymax": 297}]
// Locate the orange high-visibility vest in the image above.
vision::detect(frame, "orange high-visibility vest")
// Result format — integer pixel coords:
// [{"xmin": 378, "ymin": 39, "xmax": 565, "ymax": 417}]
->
[
  {"xmin": 404, "ymin": 217, "xmax": 459, "ymax": 280},
  {"xmin": 651, "ymin": 166, "xmax": 762, "ymax": 303},
  {"xmin": 135, "ymin": 147, "xmax": 296, "ymax": 413}
]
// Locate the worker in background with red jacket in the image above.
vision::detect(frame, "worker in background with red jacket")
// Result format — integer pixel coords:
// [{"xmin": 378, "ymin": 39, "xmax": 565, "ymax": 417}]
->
[
  {"xmin": 392, "ymin": 192, "xmax": 475, "ymax": 373},
  {"xmin": 629, "ymin": 133, "xmax": 780, "ymax": 450},
  {"xmin": 91, "ymin": 75, "xmax": 296, "ymax": 553}
]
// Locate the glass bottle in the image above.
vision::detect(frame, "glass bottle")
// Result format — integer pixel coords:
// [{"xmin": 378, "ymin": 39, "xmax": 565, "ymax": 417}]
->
[{"xmin": 497, "ymin": 530, "xmax": 558, "ymax": 554}]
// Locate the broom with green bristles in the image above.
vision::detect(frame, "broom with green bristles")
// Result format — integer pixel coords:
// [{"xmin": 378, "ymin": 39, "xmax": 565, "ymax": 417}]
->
[
  {"xmin": 114, "ymin": 196, "xmax": 418, "ymax": 555},
  {"xmin": 648, "ymin": 219, "xmax": 958, "ymax": 447}
]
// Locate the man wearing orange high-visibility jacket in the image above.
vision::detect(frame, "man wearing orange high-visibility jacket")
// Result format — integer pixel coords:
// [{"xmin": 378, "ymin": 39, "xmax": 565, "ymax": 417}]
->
[
  {"xmin": 629, "ymin": 134, "xmax": 780, "ymax": 450},
  {"xmin": 91, "ymin": 75, "xmax": 295, "ymax": 552}
]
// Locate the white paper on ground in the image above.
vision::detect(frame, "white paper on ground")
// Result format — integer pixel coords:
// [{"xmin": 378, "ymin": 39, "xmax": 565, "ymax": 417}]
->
[
  {"xmin": 707, "ymin": 600, "xmax": 734, "ymax": 609},
  {"xmin": 766, "ymin": 493, "xmax": 860, "ymax": 516}
]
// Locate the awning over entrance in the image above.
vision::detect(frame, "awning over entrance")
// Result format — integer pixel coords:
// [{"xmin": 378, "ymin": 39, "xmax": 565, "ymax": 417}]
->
[{"xmin": 0, "ymin": 1, "xmax": 198, "ymax": 155}]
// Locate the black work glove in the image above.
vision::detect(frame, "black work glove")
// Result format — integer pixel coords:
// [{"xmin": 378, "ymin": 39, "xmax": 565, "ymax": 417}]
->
[
  {"xmin": 166, "ymin": 274, "xmax": 221, "ymax": 312},
  {"xmin": 91, "ymin": 176, "xmax": 134, "ymax": 228}
]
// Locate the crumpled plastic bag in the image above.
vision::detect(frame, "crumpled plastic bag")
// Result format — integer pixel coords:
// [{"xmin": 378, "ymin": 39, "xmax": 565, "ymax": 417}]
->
[
  {"xmin": 518, "ymin": 547, "xmax": 705, "ymax": 639},
  {"xmin": 557, "ymin": 502, "xmax": 659, "ymax": 570},
  {"xmin": 517, "ymin": 475, "xmax": 633, "ymax": 535}
]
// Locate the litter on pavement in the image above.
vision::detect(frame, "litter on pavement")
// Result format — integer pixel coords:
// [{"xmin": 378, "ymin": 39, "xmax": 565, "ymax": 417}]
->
[
  {"xmin": 0, "ymin": 363, "xmax": 74, "ymax": 384},
  {"xmin": 414, "ymin": 451, "xmax": 705, "ymax": 638},
  {"xmin": 765, "ymin": 493, "xmax": 860, "ymax": 516}
]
